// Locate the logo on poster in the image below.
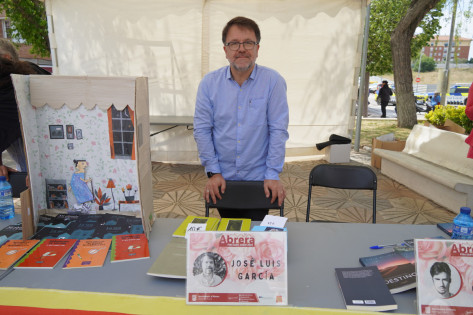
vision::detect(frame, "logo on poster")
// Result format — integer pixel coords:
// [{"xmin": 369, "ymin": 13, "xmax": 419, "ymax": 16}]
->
[{"xmin": 219, "ymin": 234, "xmax": 255, "ymax": 247}]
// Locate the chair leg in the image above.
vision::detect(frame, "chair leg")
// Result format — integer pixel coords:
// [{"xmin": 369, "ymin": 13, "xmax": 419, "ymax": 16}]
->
[
  {"xmin": 306, "ymin": 185, "xmax": 312, "ymax": 222},
  {"xmin": 372, "ymin": 190, "xmax": 376, "ymax": 224}
]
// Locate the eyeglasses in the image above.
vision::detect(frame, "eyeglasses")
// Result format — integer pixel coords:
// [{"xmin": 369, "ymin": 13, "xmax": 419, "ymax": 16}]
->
[{"xmin": 225, "ymin": 41, "xmax": 258, "ymax": 51}]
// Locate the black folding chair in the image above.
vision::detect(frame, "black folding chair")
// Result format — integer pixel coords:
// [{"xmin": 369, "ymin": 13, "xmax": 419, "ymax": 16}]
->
[
  {"xmin": 306, "ymin": 164, "xmax": 377, "ymax": 223},
  {"xmin": 205, "ymin": 180, "xmax": 284, "ymax": 218}
]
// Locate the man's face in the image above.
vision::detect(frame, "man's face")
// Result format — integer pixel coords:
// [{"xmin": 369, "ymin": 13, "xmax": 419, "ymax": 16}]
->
[
  {"xmin": 224, "ymin": 25, "xmax": 259, "ymax": 73},
  {"xmin": 202, "ymin": 256, "xmax": 215, "ymax": 276},
  {"xmin": 432, "ymin": 272, "xmax": 451, "ymax": 296}
]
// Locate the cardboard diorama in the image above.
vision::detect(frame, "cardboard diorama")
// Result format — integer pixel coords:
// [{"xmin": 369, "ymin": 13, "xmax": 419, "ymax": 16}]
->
[{"xmin": 12, "ymin": 75, "xmax": 153, "ymax": 237}]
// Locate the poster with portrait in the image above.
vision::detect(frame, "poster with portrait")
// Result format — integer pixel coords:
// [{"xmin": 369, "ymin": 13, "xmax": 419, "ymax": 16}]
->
[
  {"xmin": 186, "ymin": 231, "xmax": 287, "ymax": 305},
  {"xmin": 415, "ymin": 239, "xmax": 473, "ymax": 315}
]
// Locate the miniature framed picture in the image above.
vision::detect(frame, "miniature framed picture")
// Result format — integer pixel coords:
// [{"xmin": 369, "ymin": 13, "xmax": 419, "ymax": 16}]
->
[
  {"xmin": 67, "ymin": 143, "xmax": 74, "ymax": 150},
  {"xmin": 76, "ymin": 129, "xmax": 83, "ymax": 140},
  {"xmin": 66, "ymin": 125, "xmax": 75, "ymax": 139},
  {"xmin": 49, "ymin": 125, "xmax": 64, "ymax": 139}
]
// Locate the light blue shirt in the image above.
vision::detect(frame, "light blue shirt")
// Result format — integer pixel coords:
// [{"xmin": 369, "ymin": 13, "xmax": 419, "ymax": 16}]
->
[{"xmin": 194, "ymin": 64, "xmax": 289, "ymax": 181}]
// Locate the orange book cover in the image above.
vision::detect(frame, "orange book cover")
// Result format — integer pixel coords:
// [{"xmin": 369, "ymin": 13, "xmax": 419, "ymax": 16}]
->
[
  {"xmin": 14, "ymin": 239, "xmax": 76, "ymax": 269},
  {"xmin": 0, "ymin": 240, "xmax": 40, "ymax": 270},
  {"xmin": 111, "ymin": 234, "xmax": 149, "ymax": 263},
  {"xmin": 63, "ymin": 239, "xmax": 112, "ymax": 269}
]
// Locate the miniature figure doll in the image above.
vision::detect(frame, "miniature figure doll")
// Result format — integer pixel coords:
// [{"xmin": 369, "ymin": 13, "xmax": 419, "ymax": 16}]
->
[{"xmin": 69, "ymin": 159, "xmax": 94, "ymax": 213}]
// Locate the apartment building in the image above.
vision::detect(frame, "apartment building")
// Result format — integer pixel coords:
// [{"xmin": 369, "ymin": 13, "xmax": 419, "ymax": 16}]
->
[{"xmin": 422, "ymin": 35, "xmax": 472, "ymax": 62}]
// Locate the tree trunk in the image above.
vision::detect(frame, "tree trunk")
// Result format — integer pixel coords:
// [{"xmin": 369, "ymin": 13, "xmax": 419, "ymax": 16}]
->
[{"xmin": 391, "ymin": 0, "xmax": 442, "ymax": 128}]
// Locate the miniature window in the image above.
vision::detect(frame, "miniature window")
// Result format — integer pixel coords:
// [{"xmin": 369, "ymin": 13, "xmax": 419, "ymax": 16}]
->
[{"xmin": 108, "ymin": 105, "xmax": 135, "ymax": 160}]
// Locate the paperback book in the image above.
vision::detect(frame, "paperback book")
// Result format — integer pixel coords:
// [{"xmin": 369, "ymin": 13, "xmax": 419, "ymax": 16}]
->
[
  {"xmin": 0, "ymin": 240, "xmax": 39, "ymax": 270},
  {"xmin": 110, "ymin": 234, "xmax": 149, "ymax": 263},
  {"xmin": 359, "ymin": 251, "xmax": 416, "ymax": 293},
  {"xmin": 217, "ymin": 218, "xmax": 251, "ymax": 231},
  {"xmin": 147, "ymin": 237, "xmax": 186, "ymax": 278},
  {"xmin": 187, "ymin": 231, "xmax": 288, "ymax": 305},
  {"xmin": 335, "ymin": 266, "xmax": 398, "ymax": 311},
  {"xmin": 415, "ymin": 239, "xmax": 473, "ymax": 315},
  {"xmin": 15, "ymin": 239, "xmax": 77, "ymax": 269},
  {"xmin": 173, "ymin": 216, "xmax": 220, "ymax": 238},
  {"xmin": 0, "ymin": 224, "xmax": 22, "ymax": 246},
  {"xmin": 63, "ymin": 239, "xmax": 111, "ymax": 268},
  {"xmin": 436, "ymin": 223, "xmax": 453, "ymax": 237}
]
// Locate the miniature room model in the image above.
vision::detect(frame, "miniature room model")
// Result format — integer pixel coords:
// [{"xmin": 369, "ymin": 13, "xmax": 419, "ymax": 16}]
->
[{"xmin": 12, "ymin": 75, "xmax": 153, "ymax": 235}]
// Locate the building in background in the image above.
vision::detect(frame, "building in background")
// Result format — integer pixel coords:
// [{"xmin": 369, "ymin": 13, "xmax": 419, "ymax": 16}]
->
[
  {"xmin": 0, "ymin": 12, "xmax": 51, "ymax": 72},
  {"xmin": 422, "ymin": 35, "xmax": 472, "ymax": 63}
]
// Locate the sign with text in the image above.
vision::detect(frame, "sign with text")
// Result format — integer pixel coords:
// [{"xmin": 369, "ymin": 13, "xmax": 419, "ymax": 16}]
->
[{"xmin": 186, "ymin": 231, "xmax": 288, "ymax": 305}]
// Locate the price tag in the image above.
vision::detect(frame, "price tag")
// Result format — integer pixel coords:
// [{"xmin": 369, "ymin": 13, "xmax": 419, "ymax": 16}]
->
[
  {"xmin": 185, "ymin": 223, "xmax": 207, "ymax": 239},
  {"xmin": 261, "ymin": 215, "xmax": 287, "ymax": 229}
]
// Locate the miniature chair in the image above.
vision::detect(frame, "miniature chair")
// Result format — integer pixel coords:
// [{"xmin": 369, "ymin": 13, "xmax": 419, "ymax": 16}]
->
[
  {"xmin": 205, "ymin": 180, "xmax": 284, "ymax": 218},
  {"xmin": 306, "ymin": 164, "xmax": 377, "ymax": 223}
]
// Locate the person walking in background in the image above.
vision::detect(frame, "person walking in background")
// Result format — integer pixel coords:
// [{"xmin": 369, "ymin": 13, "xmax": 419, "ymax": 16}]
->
[
  {"xmin": 464, "ymin": 82, "xmax": 473, "ymax": 159},
  {"xmin": 0, "ymin": 38, "xmax": 50, "ymax": 179},
  {"xmin": 193, "ymin": 16, "xmax": 289, "ymax": 220},
  {"xmin": 378, "ymin": 80, "xmax": 392, "ymax": 118}
]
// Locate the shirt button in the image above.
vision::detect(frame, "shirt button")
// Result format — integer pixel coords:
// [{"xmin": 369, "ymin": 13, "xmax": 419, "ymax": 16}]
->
[
  {"xmin": 238, "ymin": 106, "xmax": 241, "ymax": 109},
  {"xmin": 237, "ymin": 156, "xmax": 240, "ymax": 158},
  {"xmin": 238, "ymin": 123, "xmax": 241, "ymax": 127},
  {"xmin": 238, "ymin": 140, "xmax": 240, "ymax": 143}
]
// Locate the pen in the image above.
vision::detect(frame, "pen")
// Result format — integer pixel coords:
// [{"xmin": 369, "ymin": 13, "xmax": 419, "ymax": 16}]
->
[{"xmin": 370, "ymin": 243, "xmax": 406, "ymax": 249}]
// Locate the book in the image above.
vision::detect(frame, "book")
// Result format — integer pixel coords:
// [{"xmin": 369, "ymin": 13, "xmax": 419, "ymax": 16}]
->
[
  {"xmin": 251, "ymin": 226, "xmax": 287, "ymax": 232},
  {"xmin": 172, "ymin": 216, "xmax": 220, "ymax": 238},
  {"xmin": 359, "ymin": 251, "xmax": 416, "ymax": 293},
  {"xmin": 415, "ymin": 239, "xmax": 473, "ymax": 315},
  {"xmin": 147, "ymin": 237, "xmax": 186, "ymax": 278},
  {"xmin": 14, "ymin": 239, "xmax": 77, "ymax": 269},
  {"xmin": 63, "ymin": 239, "xmax": 111, "ymax": 269},
  {"xmin": 31, "ymin": 227, "xmax": 72, "ymax": 240},
  {"xmin": 186, "ymin": 231, "xmax": 288, "ymax": 305},
  {"xmin": 436, "ymin": 223, "xmax": 453, "ymax": 236},
  {"xmin": 110, "ymin": 234, "xmax": 149, "ymax": 263},
  {"xmin": 217, "ymin": 218, "xmax": 251, "ymax": 231},
  {"xmin": 335, "ymin": 266, "xmax": 398, "ymax": 311},
  {"xmin": 0, "ymin": 224, "xmax": 23, "ymax": 246},
  {"xmin": 0, "ymin": 240, "xmax": 40, "ymax": 270}
]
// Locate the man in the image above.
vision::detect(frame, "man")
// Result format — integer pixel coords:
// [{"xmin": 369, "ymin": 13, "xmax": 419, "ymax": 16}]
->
[
  {"xmin": 194, "ymin": 253, "xmax": 223, "ymax": 287},
  {"xmin": 193, "ymin": 16, "xmax": 289, "ymax": 220},
  {"xmin": 430, "ymin": 92, "xmax": 441, "ymax": 110},
  {"xmin": 0, "ymin": 38, "xmax": 50, "ymax": 179},
  {"xmin": 378, "ymin": 80, "xmax": 392, "ymax": 118},
  {"xmin": 430, "ymin": 262, "xmax": 453, "ymax": 298}
]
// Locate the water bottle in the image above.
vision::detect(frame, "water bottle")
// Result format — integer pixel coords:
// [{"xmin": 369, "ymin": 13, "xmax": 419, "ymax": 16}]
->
[
  {"xmin": 451, "ymin": 207, "xmax": 473, "ymax": 240},
  {"xmin": 0, "ymin": 176, "xmax": 15, "ymax": 220}
]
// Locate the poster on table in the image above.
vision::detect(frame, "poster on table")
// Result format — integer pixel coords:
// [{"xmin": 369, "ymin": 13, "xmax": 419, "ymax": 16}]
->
[
  {"xmin": 415, "ymin": 239, "xmax": 473, "ymax": 315},
  {"xmin": 12, "ymin": 75, "xmax": 153, "ymax": 237},
  {"xmin": 186, "ymin": 231, "xmax": 287, "ymax": 305}
]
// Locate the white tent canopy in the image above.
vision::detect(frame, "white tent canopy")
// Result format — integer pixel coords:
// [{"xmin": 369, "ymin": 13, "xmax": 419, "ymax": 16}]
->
[{"xmin": 45, "ymin": 0, "xmax": 366, "ymax": 162}]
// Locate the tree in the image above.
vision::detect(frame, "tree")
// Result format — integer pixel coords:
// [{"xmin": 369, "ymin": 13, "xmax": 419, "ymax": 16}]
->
[
  {"xmin": 391, "ymin": 0, "xmax": 443, "ymax": 128},
  {"xmin": 0, "ymin": 0, "xmax": 49, "ymax": 57},
  {"xmin": 412, "ymin": 55, "xmax": 437, "ymax": 72},
  {"xmin": 361, "ymin": 0, "xmax": 443, "ymax": 118}
]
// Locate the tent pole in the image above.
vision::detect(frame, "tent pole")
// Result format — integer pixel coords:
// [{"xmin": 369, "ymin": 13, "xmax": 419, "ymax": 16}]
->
[{"xmin": 354, "ymin": 2, "xmax": 371, "ymax": 152}]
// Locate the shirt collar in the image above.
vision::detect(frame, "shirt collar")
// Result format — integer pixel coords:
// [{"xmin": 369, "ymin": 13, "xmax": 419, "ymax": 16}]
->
[{"xmin": 225, "ymin": 64, "xmax": 258, "ymax": 81}]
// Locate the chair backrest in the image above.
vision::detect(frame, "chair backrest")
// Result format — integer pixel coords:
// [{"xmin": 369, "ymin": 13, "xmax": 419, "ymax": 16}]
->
[
  {"xmin": 306, "ymin": 164, "xmax": 377, "ymax": 223},
  {"xmin": 205, "ymin": 181, "xmax": 284, "ymax": 217}
]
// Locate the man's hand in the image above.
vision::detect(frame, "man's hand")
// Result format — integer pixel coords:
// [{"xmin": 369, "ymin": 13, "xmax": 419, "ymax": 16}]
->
[
  {"xmin": 0, "ymin": 165, "xmax": 17, "ymax": 181},
  {"xmin": 264, "ymin": 179, "xmax": 286, "ymax": 206},
  {"xmin": 204, "ymin": 174, "xmax": 226, "ymax": 204}
]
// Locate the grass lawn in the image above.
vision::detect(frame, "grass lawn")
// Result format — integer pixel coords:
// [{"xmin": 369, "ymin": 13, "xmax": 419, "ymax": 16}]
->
[{"xmin": 355, "ymin": 119, "xmax": 416, "ymax": 148}]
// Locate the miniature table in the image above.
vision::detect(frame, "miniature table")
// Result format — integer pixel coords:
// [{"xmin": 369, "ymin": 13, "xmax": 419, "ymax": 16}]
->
[
  {"xmin": 0, "ymin": 218, "xmax": 448, "ymax": 313},
  {"xmin": 118, "ymin": 200, "xmax": 140, "ymax": 211}
]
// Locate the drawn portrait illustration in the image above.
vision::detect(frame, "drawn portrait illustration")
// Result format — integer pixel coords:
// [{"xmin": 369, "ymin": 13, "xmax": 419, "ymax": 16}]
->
[
  {"xmin": 193, "ymin": 252, "xmax": 226, "ymax": 287},
  {"xmin": 69, "ymin": 159, "xmax": 94, "ymax": 213}
]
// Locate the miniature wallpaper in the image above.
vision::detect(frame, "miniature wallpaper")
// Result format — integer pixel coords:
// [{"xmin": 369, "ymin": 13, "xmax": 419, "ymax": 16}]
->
[{"xmin": 13, "ymin": 76, "xmax": 140, "ymax": 215}]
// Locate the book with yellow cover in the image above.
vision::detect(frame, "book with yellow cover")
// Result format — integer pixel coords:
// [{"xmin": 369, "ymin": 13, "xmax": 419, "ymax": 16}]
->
[
  {"xmin": 217, "ymin": 218, "xmax": 251, "ymax": 231},
  {"xmin": 63, "ymin": 239, "xmax": 112, "ymax": 269},
  {"xmin": 172, "ymin": 216, "xmax": 220, "ymax": 238},
  {"xmin": 0, "ymin": 239, "xmax": 40, "ymax": 270}
]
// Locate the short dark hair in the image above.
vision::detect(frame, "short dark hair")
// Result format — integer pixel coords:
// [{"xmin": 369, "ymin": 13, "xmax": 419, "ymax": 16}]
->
[
  {"xmin": 430, "ymin": 262, "xmax": 451, "ymax": 278},
  {"xmin": 222, "ymin": 16, "xmax": 261, "ymax": 44},
  {"xmin": 382, "ymin": 80, "xmax": 388, "ymax": 84}
]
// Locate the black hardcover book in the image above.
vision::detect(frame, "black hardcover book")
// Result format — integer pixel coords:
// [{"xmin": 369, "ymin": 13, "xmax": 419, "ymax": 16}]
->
[
  {"xmin": 65, "ymin": 221, "xmax": 100, "ymax": 240},
  {"xmin": 0, "ymin": 224, "xmax": 23, "ymax": 245},
  {"xmin": 31, "ymin": 227, "xmax": 72, "ymax": 240},
  {"xmin": 335, "ymin": 266, "xmax": 398, "ymax": 311},
  {"xmin": 436, "ymin": 222, "xmax": 453, "ymax": 236},
  {"xmin": 92, "ymin": 224, "xmax": 130, "ymax": 239}
]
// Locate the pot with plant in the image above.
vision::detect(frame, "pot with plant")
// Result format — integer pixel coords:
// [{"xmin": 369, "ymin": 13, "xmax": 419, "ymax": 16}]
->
[
  {"xmin": 94, "ymin": 187, "xmax": 111, "ymax": 210},
  {"xmin": 122, "ymin": 184, "xmax": 137, "ymax": 201}
]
